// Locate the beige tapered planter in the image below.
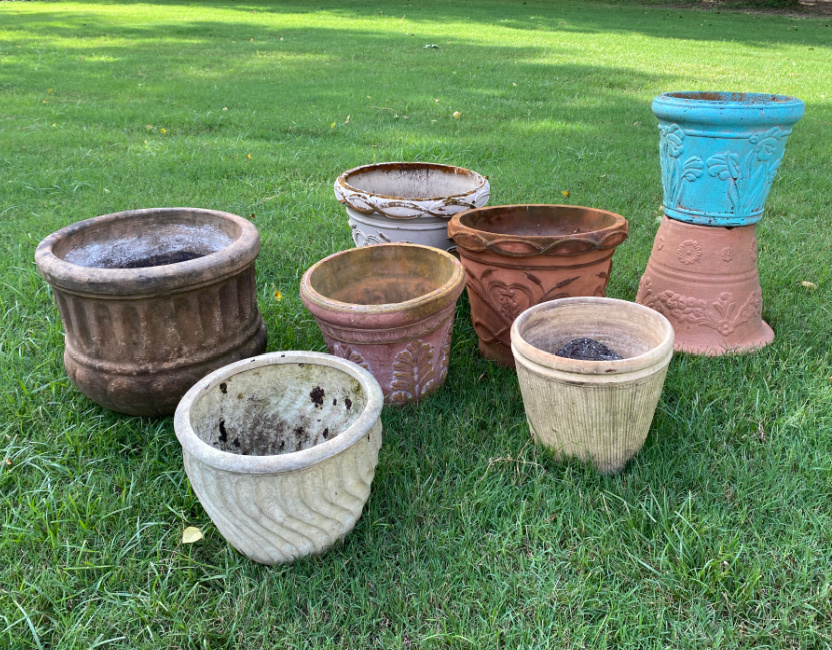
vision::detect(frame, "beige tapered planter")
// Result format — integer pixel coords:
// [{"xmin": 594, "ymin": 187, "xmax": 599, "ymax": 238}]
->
[
  {"xmin": 174, "ymin": 351, "xmax": 383, "ymax": 565},
  {"xmin": 510, "ymin": 297, "xmax": 674, "ymax": 474}
]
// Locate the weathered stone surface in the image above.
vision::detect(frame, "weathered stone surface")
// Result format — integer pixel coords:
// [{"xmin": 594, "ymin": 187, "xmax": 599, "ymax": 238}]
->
[{"xmin": 35, "ymin": 207, "xmax": 267, "ymax": 416}]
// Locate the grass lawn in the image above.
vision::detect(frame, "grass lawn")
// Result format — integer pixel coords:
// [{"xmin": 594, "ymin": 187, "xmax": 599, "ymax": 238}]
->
[{"xmin": 1, "ymin": 0, "xmax": 831, "ymax": 647}]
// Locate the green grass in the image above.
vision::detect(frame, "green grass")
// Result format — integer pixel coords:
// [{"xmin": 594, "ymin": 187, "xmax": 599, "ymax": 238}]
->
[{"xmin": 2, "ymin": 0, "xmax": 831, "ymax": 647}]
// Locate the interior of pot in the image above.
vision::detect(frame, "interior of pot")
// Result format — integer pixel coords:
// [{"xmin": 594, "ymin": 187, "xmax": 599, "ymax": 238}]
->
[
  {"xmin": 344, "ymin": 163, "xmax": 482, "ymax": 200},
  {"xmin": 309, "ymin": 245, "xmax": 458, "ymax": 305},
  {"xmin": 54, "ymin": 210, "xmax": 241, "ymax": 269},
  {"xmin": 518, "ymin": 301, "xmax": 670, "ymax": 361},
  {"xmin": 664, "ymin": 91, "xmax": 793, "ymax": 105},
  {"xmin": 459, "ymin": 205, "xmax": 619, "ymax": 238},
  {"xmin": 188, "ymin": 361, "xmax": 367, "ymax": 456}
]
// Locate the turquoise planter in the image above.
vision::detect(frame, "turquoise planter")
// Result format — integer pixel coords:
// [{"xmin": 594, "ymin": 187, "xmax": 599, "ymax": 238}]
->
[{"xmin": 653, "ymin": 91, "xmax": 804, "ymax": 226}]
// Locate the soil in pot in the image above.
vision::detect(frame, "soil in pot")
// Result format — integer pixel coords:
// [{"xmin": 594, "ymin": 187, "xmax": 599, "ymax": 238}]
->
[{"xmin": 555, "ymin": 338, "xmax": 623, "ymax": 361}]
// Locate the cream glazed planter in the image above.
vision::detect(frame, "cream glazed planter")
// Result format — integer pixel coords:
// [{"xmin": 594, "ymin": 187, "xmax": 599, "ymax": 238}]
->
[
  {"xmin": 510, "ymin": 297, "xmax": 674, "ymax": 474},
  {"xmin": 174, "ymin": 351, "xmax": 383, "ymax": 565},
  {"xmin": 335, "ymin": 162, "xmax": 490, "ymax": 253}
]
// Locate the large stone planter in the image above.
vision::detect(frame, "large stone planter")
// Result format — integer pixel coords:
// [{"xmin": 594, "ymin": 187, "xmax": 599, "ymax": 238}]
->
[
  {"xmin": 511, "ymin": 297, "xmax": 674, "ymax": 475},
  {"xmin": 335, "ymin": 162, "xmax": 490, "ymax": 253},
  {"xmin": 300, "ymin": 243, "xmax": 465, "ymax": 405},
  {"xmin": 448, "ymin": 204, "xmax": 629, "ymax": 367},
  {"xmin": 653, "ymin": 91, "xmax": 804, "ymax": 226},
  {"xmin": 174, "ymin": 351, "xmax": 383, "ymax": 565},
  {"xmin": 35, "ymin": 207, "xmax": 267, "ymax": 416},
  {"xmin": 637, "ymin": 215, "xmax": 771, "ymax": 355}
]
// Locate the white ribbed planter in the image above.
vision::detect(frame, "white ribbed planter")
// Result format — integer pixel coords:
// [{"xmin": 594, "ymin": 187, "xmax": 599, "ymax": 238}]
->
[
  {"xmin": 510, "ymin": 297, "xmax": 674, "ymax": 474},
  {"xmin": 174, "ymin": 351, "xmax": 383, "ymax": 565}
]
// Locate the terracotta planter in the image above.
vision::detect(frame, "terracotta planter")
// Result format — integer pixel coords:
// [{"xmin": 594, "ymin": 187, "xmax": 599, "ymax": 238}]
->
[
  {"xmin": 35, "ymin": 208, "xmax": 267, "ymax": 416},
  {"xmin": 335, "ymin": 162, "xmax": 490, "ymax": 253},
  {"xmin": 636, "ymin": 215, "xmax": 771, "ymax": 355},
  {"xmin": 511, "ymin": 297, "xmax": 674, "ymax": 475},
  {"xmin": 174, "ymin": 351, "xmax": 383, "ymax": 565},
  {"xmin": 448, "ymin": 204, "xmax": 629, "ymax": 367},
  {"xmin": 653, "ymin": 91, "xmax": 804, "ymax": 226},
  {"xmin": 300, "ymin": 243, "xmax": 465, "ymax": 405}
]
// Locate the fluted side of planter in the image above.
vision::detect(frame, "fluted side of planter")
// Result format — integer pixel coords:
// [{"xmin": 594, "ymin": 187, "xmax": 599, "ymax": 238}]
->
[
  {"xmin": 511, "ymin": 297, "xmax": 673, "ymax": 474},
  {"xmin": 300, "ymin": 244, "xmax": 465, "ymax": 405},
  {"xmin": 174, "ymin": 351, "xmax": 384, "ymax": 565},
  {"xmin": 35, "ymin": 208, "xmax": 267, "ymax": 416},
  {"xmin": 183, "ymin": 420, "xmax": 381, "ymax": 565},
  {"xmin": 347, "ymin": 206, "xmax": 457, "ymax": 253},
  {"xmin": 653, "ymin": 91, "xmax": 804, "ymax": 226},
  {"xmin": 449, "ymin": 205, "xmax": 628, "ymax": 367}
]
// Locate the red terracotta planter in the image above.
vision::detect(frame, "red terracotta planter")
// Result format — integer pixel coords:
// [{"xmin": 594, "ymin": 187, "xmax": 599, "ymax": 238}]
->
[
  {"xmin": 300, "ymin": 244, "xmax": 465, "ymax": 405},
  {"xmin": 636, "ymin": 215, "xmax": 771, "ymax": 355},
  {"xmin": 448, "ymin": 204, "xmax": 629, "ymax": 366}
]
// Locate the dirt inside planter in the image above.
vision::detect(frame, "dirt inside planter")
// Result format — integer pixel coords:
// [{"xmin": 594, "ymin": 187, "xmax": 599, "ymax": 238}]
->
[
  {"xmin": 554, "ymin": 337, "xmax": 623, "ymax": 361},
  {"xmin": 190, "ymin": 363, "xmax": 367, "ymax": 457},
  {"xmin": 61, "ymin": 221, "xmax": 236, "ymax": 269}
]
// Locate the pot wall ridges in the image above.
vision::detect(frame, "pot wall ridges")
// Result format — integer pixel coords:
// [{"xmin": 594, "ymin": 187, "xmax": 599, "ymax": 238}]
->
[
  {"xmin": 56, "ymin": 266, "xmax": 260, "ymax": 365},
  {"xmin": 183, "ymin": 420, "xmax": 381, "ymax": 565},
  {"xmin": 516, "ymin": 359, "xmax": 668, "ymax": 474}
]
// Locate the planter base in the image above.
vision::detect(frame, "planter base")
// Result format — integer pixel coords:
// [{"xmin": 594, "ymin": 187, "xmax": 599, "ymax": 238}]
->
[
  {"xmin": 479, "ymin": 339, "xmax": 515, "ymax": 368},
  {"xmin": 636, "ymin": 215, "xmax": 772, "ymax": 356}
]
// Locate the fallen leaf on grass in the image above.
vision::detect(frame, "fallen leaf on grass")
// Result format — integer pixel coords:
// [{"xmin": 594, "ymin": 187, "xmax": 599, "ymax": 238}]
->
[
  {"xmin": 801, "ymin": 281, "xmax": 818, "ymax": 290},
  {"xmin": 182, "ymin": 527, "xmax": 203, "ymax": 544},
  {"xmin": 452, "ymin": 111, "xmax": 461, "ymax": 119},
  {"xmin": 562, "ymin": 190, "xmax": 570, "ymax": 198}
]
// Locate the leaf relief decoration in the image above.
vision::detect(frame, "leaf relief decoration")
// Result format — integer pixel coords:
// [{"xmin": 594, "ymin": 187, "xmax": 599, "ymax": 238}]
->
[{"xmin": 390, "ymin": 339, "xmax": 436, "ymax": 404}]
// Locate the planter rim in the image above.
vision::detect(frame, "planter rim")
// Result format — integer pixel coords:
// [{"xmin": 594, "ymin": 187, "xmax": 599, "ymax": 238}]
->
[
  {"xmin": 652, "ymin": 91, "xmax": 805, "ymax": 125},
  {"xmin": 510, "ymin": 297, "xmax": 674, "ymax": 375},
  {"xmin": 300, "ymin": 243, "xmax": 465, "ymax": 317},
  {"xmin": 174, "ymin": 351, "xmax": 384, "ymax": 474},
  {"xmin": 35, "ymin": 207, "xmax": 260, "ymax": 296},
  {"xmin": 448, "ymin": 204, "xmax": 629, "ymax": 258},
  {"xmin": 335, "ymin": 161, "xmax": 490, "ymax": 220}
]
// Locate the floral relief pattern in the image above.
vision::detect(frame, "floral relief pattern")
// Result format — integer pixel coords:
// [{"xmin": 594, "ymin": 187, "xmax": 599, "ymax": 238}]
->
[
  {"xmin": 705, "ymin": 127, "xmax": 785, "ymax": 216},
  {"xmin": 637, "ymin": 277, "xmax": 762, "ymax": 337},
  {"xmin": 438, "ymin": 325, "xmax": 452, "ymax": 385},
  {"xmin": 720, "ymin": 246, "xmax": 734, "ymax": 263},
  {"xmin": 659, "ymin": 124, "xmax": 704, "ymax": 208},
  {"xmin": 330, "ymin": 342, "xmax": 369, "ymax": 370},
  {"xmin": 656, "ymin": 235, "xmax": 665, "ymax": 251},
  {"xmin": 390, "ymin": 340, "xmax": 437, "ymax": 405},
  {"xmin": 677, "ymin": 240, "xmax": 702, "ymax": 265}
]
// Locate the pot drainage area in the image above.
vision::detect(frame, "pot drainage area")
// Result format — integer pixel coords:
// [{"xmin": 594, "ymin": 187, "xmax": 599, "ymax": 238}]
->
[{"xmin": 189, "ymin": 362, "xmax": 367, "ymax": 456}]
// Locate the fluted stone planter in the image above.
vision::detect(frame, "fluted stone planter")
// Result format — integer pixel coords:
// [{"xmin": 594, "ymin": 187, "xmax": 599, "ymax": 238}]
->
[
  {"xmin": 335, "ymin": 162, "xmax": 490, "ymax": 253},
  {"xmin": 300, "ymin": 243, "xmax": 465, "ymax": 405},
  {"xmin": 449, "ymin": 204, "xmax": 629, "ymax": 367},
  {"xmin": 511, "ymin": 297, "xmax": 674, "ymax": 474},
  {"xmin": 35, "ymin": 208, "xmax": 267, "ymax": 416},
  {"xmin": 174, "ymin": 351, "xmax": 383, "ymax": 565},
  {"xmin": 653, "ymin": 91, "xmax": 804, "ymax": 226}
]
